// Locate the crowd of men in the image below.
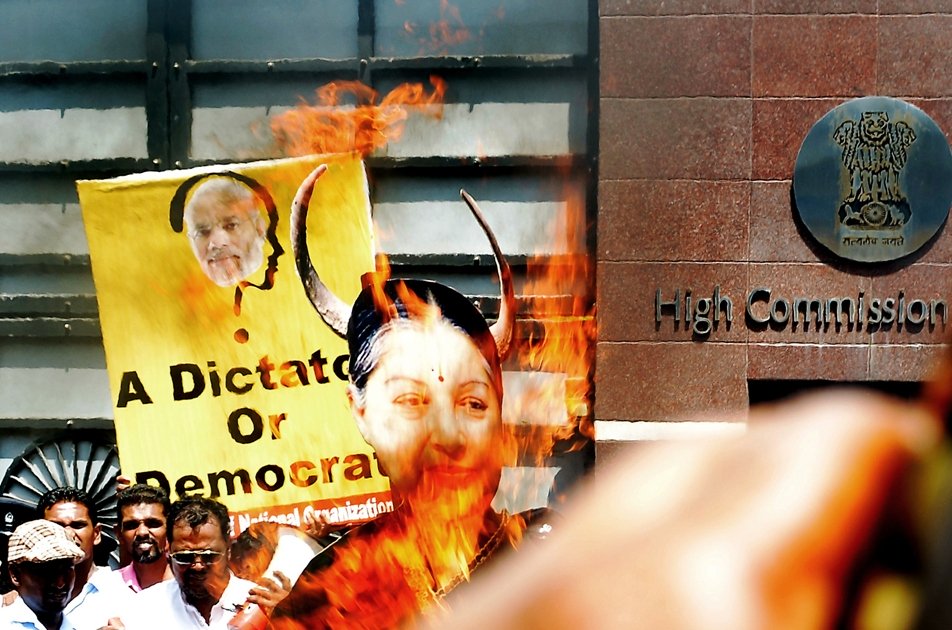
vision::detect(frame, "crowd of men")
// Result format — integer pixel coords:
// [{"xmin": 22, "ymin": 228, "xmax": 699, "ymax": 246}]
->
[{"xmin": 0, "ymin": 484, "xmax": 288, "ymax": 629}]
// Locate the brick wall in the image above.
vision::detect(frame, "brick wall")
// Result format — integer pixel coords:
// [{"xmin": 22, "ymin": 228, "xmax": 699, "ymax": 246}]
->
[{"xmin": 595, "ymin": 0, "xmax": 952, "ymax": 453}]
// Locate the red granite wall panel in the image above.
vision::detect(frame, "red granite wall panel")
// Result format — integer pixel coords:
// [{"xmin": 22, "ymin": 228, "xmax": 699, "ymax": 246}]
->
[
  {"xmin": 748, "ymin": 343, "xmax": 870, "ymax": 381},
  {"xmin": 601, "ymin": 16, "xmax": 751, "ymax": 98},
  {"xmin": 597, "ymin": 342, "xmax": 749, "ymax": 421},
  {"xmin": 870, "ymin": 344, "xmax": 948, "ymax": 381},
  {"xmin": 751, "ymin": 98, "xmax": 841, "ymax": 182},
  {"xmin": 599, "ymin": 180, "xmax": 751, "ymax": 261},
  {"xmin": 596, "ymin": 1, "xmax": 952, "ymax": 432},
  {"xmin": 600, "ymin": 98, "xmax": 751, "ymax": 180},
  {"xmin": 878, "ymin": 16, "xmax": 952, "ymax": 97},
  {"xmin": 749, "ymin": 181, "xmax": 829, "ymax": 262},
  {"xmin": 752, "ymin": 16, "xmax": 877, "ymax": 98},
  {"xmin": 879, "ymin": 0, "xmax": 952, "ymax": 13},
  {"xmin": 600, "ymin": 0, "xmax": 749, "ymax": 16},
  {"xmin": 754, "ymin": 1, "xmax": 876, "ymax": 15}
]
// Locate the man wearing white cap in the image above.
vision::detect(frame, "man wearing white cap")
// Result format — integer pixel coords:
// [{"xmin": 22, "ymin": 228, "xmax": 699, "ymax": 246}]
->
[{"xmin": 0, "ymin": 519, "xmax": 82, "ymax": 630}]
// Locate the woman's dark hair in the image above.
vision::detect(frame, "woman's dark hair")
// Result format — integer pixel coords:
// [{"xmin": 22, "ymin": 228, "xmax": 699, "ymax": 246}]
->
[{"xmin": 347, "ymin": 278, "xmax": 502, "ymax": 396}]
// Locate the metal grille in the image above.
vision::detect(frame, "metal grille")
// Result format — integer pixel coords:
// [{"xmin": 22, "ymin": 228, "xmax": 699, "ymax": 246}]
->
[{"xmin": 0, "ymin": 0, "xmax": 597, "ymax": 484}]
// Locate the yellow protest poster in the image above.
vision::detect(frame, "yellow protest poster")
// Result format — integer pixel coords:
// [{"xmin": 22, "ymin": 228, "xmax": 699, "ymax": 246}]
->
[{"xmin": 78, "ymin": 154, "xmax": 392, "ymax": 533}]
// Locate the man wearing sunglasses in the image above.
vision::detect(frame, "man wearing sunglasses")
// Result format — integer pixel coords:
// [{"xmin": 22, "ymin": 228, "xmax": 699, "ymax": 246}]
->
[{"xmin": 122, "ymin": 497, "xmax": 286, "ymax": 628}]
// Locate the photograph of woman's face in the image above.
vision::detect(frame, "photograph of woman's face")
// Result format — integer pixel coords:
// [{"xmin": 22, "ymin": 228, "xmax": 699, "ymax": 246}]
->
[{"xmin": 351, "ymin": 319, "xmax": 503, "ymax": 503}]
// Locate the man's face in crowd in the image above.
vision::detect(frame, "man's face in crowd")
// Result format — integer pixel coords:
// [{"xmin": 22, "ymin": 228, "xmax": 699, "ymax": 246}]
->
[
  {"xmin": 169, "ymin": 517, "xmax": 231, "ymax": 607},
  {"xmin": 352, "ymin": 320, "xmax": 504, "ymax": 505},
  {"xmin": 119, "ymin": 502, "xmax": 168, "ymax": 565},
  {"xmin": 11, "ymin": 560, "xmax": 75, "ymax": 617},
  {"xmin": 185, "ymin": 182, "xmax": 266, "ymax": 287},
  {"xmin": 43, "ymin": 501, "xmax": 100, "ymax": 563}
]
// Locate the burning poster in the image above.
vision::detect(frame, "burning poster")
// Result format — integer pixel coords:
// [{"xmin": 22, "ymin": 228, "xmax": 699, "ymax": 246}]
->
[{"xmin": 78, "ymin": 154, "xmax": 391, "ymax": 532}]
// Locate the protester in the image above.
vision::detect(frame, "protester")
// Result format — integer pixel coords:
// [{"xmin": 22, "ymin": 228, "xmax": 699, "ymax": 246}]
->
[
  {"xmin": 0, "ymin": 519, "xmax": 83, "ymax": 630},
  {"xmin": 184, "ymin": 177, "xmax": 267, "ymax": 287},
  {"xmin": 115, "ymin": 484, "xmax": 172, "ymax": 592},
  {"xmin": 38, "ymin": 487, "xmax": 130, "ymax": 629},
  {"xmin": 122, "ymin": 497, "xmax": 288, "ymax": 629},
  {"xmin": 271, "ymin": 169, "xmax": 523, "ymax": 627}
]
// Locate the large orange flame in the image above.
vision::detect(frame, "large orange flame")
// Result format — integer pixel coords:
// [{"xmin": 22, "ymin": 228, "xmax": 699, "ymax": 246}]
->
[
  {"xmin": 400, "ymin": 0, "xmax": 471, "ymax": 55},
  {"xmin": 510, "ymin": 175, "xmax": 595, "ymax": 496},
  {"xmin": 256, "ymin": 3, "xmax": 593, "ymax": 620},
  {"xmin": 271, "ymin": 76, "xmax": 446, "ymax": 158},
  {"xmin": 271, "ymin": 497, "xmax": 523, "ymax": 629}
]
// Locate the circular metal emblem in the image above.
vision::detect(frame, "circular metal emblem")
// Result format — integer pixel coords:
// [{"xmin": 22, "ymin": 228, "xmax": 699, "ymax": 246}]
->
[{"xmin": 793, "ymin": 96, "xmax": 952, "ymax": 262}]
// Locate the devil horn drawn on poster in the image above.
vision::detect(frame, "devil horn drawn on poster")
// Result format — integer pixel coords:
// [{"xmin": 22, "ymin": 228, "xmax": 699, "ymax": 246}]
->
[
  {"xmin": 289, "ymin": 164, "xmax": 351, "ymax": 337},
  {"xmin": 290, "ymin": 163, "xmax": 516, "ymax": 357},
  {"xmin": 169, "ymin": 170, "xmax": 285, "ymax": 343}
]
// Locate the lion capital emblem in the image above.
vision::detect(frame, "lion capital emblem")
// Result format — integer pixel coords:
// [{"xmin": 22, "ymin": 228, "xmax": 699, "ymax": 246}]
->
[{"xmin": 833, "ymin": 111, "xmax": 916, "ymax": 229}]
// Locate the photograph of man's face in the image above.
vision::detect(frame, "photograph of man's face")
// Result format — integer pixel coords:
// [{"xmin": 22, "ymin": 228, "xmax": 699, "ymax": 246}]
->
[{"xmin": 184, "ymin": 179, "xmax": 266, "ymax": 287}]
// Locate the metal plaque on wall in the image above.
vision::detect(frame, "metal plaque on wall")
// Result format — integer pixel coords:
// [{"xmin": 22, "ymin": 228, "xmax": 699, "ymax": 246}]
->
[{"xmin": 793, "ymin": 96, "xmax": 952, "ymax": 263}]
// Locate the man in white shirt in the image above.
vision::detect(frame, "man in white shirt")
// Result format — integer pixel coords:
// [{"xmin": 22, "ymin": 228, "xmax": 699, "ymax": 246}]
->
[
  {"xmin": 124, "ymin": 497, "xmax": 282, "ymax": 629},
  {"xmin": 38, "ymin": 487, "xmax": 130, "ymax": 629},
  {"xmin": 0, "ymin": 519, "xmax": 83, "ymax": 630}
]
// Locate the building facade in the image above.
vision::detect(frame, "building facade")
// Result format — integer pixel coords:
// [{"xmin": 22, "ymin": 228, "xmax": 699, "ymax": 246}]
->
[{"xmin": 596, "ymin": 0, "xmax": 952, "ymax": 458}]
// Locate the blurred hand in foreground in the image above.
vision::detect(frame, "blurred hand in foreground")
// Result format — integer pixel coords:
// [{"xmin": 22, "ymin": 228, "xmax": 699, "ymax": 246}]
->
[{"xmin": 429, "ymin": 389, "xmax": 940, "ymax": 630}]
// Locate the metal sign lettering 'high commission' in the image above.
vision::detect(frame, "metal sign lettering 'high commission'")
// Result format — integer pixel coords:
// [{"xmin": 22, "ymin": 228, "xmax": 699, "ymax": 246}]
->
[{"xmin": 793, "ymin": 96, "xmax": 952, "ymax": 263}]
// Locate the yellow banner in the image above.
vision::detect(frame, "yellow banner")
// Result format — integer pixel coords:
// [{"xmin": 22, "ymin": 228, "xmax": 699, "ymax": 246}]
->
[{"xmin": 78, "ymin": 154, "xmax": 392, "ymax": 531}]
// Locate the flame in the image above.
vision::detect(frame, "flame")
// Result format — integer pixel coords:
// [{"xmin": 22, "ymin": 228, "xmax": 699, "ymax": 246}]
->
[
  {"xmin": 269, "ymin": 442, "xmax": 521, "ymax": 628},
  {"xmin": 266, "ymin": 188, "xmax": 592, "ymax": 626},
  {"xmin": 400, "ymin": 0, "xmax": 471, "ymax": 55},
  {"xmin": 260, "ymin": 3, "xmax": 594, "ymax": 624},
  {"xmin": 272, "ymin": 508, "xmax": 518, "ymax": 630},
  {"xmin": 271, "ymin": 76, "xmax": 446, "ymax": 158},
  {"xmin": 264, "ymin": 165, "xmax": 590, "ymax": 629},
  {"xmin": 513, "ymin": 174, "xmax": 596, "ymax": 476},
  {"xmin": 267, "ymin": 274, "xmax": 522, "ymax": 628},
  {"xmin": 271, "ymin": 500, "xmax": 522, "ymax": 629},
  {"xmin": 229, "ymin": 521, "xmax": 279, "ymax": 582}
]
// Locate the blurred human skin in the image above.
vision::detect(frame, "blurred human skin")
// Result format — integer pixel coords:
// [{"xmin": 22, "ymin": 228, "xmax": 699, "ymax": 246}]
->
[{"xmin": 427, "ymin": 389, "xmax": 939, "ymax": 630}]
